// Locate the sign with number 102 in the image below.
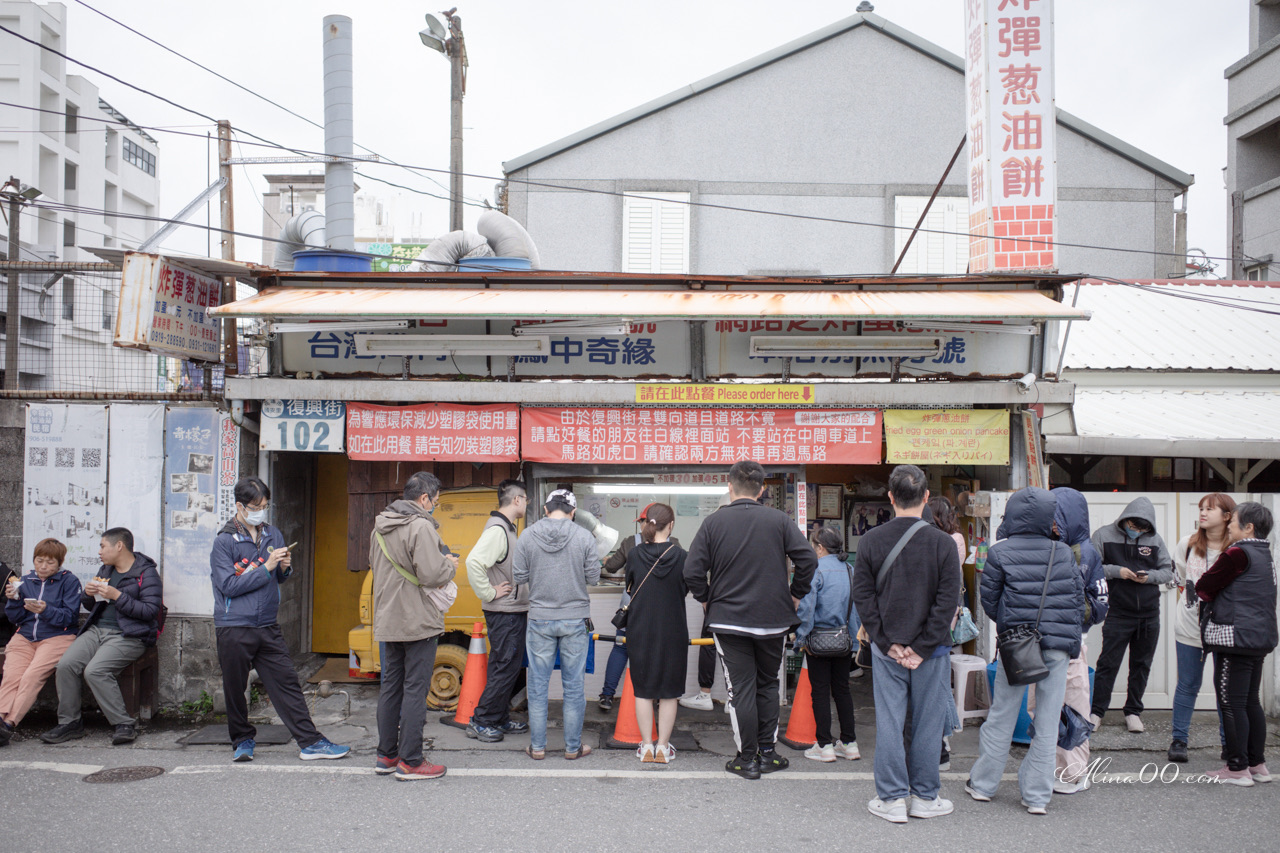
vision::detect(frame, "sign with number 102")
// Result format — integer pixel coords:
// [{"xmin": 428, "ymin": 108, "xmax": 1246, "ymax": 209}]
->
[{"xmin": 259, "ymin": 400, "xmax": 345, "ymax": 453}]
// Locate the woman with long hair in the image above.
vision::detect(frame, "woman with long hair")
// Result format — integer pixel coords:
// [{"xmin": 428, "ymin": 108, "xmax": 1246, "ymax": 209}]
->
[
  {"xmin": 1168, "ymin": 493, "xmax": 1236, "ymax": 763},
  {"xmin": 624, "ymin": 503, "xmax": 688, "ymax": 764},
  {"xmin": 796, "ymin": 526, "xmax": 860, "ymax": 762},
  {"xmin": 927, "ymin": 497, "xmax": 965, "ymax": 769}
]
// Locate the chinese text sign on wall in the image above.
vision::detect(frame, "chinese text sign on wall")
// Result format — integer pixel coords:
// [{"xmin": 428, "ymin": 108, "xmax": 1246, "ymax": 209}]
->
[
  {"xmin": 116, "ymin": 254, "xmax": 222, "ymax": 362},
  {"xmin": 965, "ymin": 0, "xmax": 1056, "ymax": 273},
  {"xmin": 883, "ymin": 409, "xmax": 1010, "ymax": 465},
  {"xmin": 345, "ymin": 403, "xmax": 520, "ymax": 461},
  {"xmin": 521, "ymin": 408, "xmax": 882, "ymax": 466}
]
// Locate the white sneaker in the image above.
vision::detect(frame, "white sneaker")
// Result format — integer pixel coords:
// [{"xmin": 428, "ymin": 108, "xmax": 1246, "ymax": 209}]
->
[
  {"xmin": 867, "ymin": 797, "xmax": 908, "ymax": 824},
  {"xmin": 1125, "ymin": 714, "xmax": 1144, "ymax": 733},
  {"xmin": 678, "ymin": 691, "xmax": 713, "ymax": 712},
  {"xmin": 964, "ymin": 781, "xmax": 991, "ymax": 802},
  {"xmin": 850, "ymin": 666, "xmax": 865, "ymax": 679},
  {"xmin": 835, "ymin": 740, "xmax": 861, "ymax": 760},
  {"xmin": 1089, "ymin": 713, "xmax": 1102, "ymax": 731},
  {"xmin": 1053, "ymin": 777, "xmax": 1091, "ymax": 795},
  {"xmin": 636, "ymin": 743, "xmax": 655, "ymax": 763},
  {"xmin": 908, "ymin": 796, "xmax": 955, "ymax": 819},
  {"xmin": 1021, "ymin": 800, "xmax": 1048, "ymax": 816},
  {"xmin": 804, "ymin": 743, "xmax": 836, "ymax": 763}
]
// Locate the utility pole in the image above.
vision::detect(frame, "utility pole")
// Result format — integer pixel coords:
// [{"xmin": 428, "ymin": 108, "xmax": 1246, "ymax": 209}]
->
[
  {"xmin": 217, "ymin": 120, "xmax": 238, "ymax": 375},
  {"xmin": 3, "ymin": 183, "xmax": 20, "ymax": 390},
  {"xmin": 444, "ymin": 9, "xmax": 467, "ymax": 232}
]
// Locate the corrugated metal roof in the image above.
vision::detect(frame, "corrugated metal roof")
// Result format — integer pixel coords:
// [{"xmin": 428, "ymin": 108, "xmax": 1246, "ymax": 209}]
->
[
  {"xmin": 1060, "ymin": 280, "xmax": 1280, "ymax": 372},
  {"xmin": 212, "ymin": 287, "xmax": 1088, "ymax": 322},
  {"xmin": 1044, "ymin": 389, "xmax": 1280, "ymax": 458}
]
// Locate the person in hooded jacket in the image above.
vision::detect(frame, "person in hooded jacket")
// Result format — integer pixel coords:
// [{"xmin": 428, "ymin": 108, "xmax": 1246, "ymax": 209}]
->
[
  {"xmin": 208, "ymin": 477, "xmax": 349, "ymax": 763},
  {"xmin": 1089, "ymin": 497, "xmax": 1173, "ymax": 733},
  {"xmin": 967, "ymin": 488, "xmax": 1084, "ymax": 815},
  {"xmin": 623, "ymin": 503, "xmax": 688, "ymax": 764},
  {"xmin": 1048, "ymin": 487, "xmax": 1109, "ymax": 794}
]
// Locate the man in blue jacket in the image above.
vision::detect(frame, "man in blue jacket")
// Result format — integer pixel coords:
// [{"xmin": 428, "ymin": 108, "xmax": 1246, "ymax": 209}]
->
[{"xmin": 210, "ymin": 477, "xmax": 348, "ymax": 763}]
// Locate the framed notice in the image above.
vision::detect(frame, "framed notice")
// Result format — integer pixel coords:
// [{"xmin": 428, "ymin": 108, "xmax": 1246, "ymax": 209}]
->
[{"xmin": 816, "ymin": 484, "xmax": 843, "ymax": 519}]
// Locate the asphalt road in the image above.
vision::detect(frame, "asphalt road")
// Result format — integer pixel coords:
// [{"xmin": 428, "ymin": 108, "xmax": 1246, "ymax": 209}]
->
[{"xmin": 2, "ymin": 738, "xmax": 1274, "ymax": 853}]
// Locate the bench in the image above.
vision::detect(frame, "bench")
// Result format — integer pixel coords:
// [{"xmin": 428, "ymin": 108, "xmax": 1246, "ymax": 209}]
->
[{"xmin": 0, "ymin": 642, "xmax": 160, "ymax": 722}]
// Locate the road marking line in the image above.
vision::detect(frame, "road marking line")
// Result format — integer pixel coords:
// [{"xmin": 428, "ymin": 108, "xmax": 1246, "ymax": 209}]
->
[{"xmin": 0, "ymin": 760, "xmax": 104, "ymax": 775}]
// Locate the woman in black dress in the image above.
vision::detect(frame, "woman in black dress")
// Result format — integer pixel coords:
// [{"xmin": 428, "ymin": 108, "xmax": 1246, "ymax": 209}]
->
[{"xmin": 624, "ymin": 502, "xmax": 688, "ymax": 764}]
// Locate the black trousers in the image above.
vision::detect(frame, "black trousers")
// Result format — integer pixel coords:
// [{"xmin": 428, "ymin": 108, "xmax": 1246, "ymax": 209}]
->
[
  {"xmin": 377, "ymin": 636, "xmax": 438, "ymax": 765},
  {"xmin": 1091, "ymin": 613, "xmax": 1160, "ymax": 718},
  {"xmin": 697, "ymin": 618, "xmax": 715, "ymax": 690},
  {"xmin": 1214, "ymin": 651, "xmax": 1267, "ymax": 772},
  {"xmin": 806, "ymin": 652, "xmax": 857, "ymax": 747},
  {"xmin": 471, "ymin": 611, "xmax": 527, "ymax": 727},
  {"xmin": 714, "ymin": 632, "xmax": 785, "ymax": 758},
  {"xmin": 216, "ymin": 625, "xmax": 321, "ymax": 749}
]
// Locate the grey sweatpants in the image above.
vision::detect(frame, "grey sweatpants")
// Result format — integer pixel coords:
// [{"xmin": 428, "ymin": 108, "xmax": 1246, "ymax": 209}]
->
[{"xmin": 55, "ymin": 624, "xmax": 145, "ymax": 726}]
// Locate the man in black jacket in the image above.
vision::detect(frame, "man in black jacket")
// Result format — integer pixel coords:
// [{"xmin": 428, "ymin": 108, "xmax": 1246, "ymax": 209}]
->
[
  {"xmin": 851, "ymin": 465, "xmax": 960, "ymax": 823},
  {"xmin": 684, "ymin": 460, "xmax": 817, "ymax": 780}
]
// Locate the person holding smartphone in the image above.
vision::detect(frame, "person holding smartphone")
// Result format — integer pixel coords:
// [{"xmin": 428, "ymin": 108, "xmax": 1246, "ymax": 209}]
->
[{"xmin": 210, "ymin": 476, "xmax": 349, "ymax": 763}]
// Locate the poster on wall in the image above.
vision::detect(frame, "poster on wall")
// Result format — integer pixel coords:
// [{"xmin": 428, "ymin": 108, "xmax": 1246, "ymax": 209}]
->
[
  {"xmin": 106, "ymin": 404, "xmax": 165, "ymax": 559},
  {"xmin": 345, "ymin": 403, "xmax": 519, "ymax": 462},
  {"xmin": 163, "ymin": 407, "xmax": 223, "ymax": 615},
  {"xmin": 22, "ymin": 404, "xmax": 109, "ymax": 582},
  {"xmin": 883, "ymin": 409, "xmax": 1011, "ymax": 465}
]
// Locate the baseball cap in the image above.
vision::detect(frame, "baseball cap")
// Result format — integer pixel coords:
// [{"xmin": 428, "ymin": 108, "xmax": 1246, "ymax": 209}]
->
[
  {"xmin": 545, "ymin": 488, "xmax": 577, "ymax": 513},
  {"xmin": 636, "ymin": 502, "xmax": 657, "ymax": 522}
]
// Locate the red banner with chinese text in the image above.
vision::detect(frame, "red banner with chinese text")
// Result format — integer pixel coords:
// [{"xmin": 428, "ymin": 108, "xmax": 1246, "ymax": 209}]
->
[
  {"xmin": 521, "ymin": 407, "xmax": 881, "ymax": 466},
  {"xmin": 345, "ymin": 403, "xmax": 520, "ymax": 461}
]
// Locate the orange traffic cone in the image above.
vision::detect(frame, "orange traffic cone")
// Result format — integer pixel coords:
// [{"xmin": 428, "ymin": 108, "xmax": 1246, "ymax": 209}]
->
[
  {"xmin": 605, "ymin": 667, "xmax": 658, "ymax": 749},
  {"xmin": 441, "ymin": 622, "xmax": 488, "ymax": 730},
  {"xmin": 779, "ymin": 655, "xmax": 817, "ymax": 749}
]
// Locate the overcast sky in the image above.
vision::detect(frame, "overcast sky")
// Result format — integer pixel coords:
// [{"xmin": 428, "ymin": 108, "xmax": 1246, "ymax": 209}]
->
[{"xmin": 52, "ymin": 0, "xmax": 1248, "ymax": 273}]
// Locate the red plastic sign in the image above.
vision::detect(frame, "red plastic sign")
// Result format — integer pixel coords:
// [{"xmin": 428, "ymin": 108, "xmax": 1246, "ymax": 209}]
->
[{"xmin": 346, "ymin": 403, "xmax": 519, "ymax": 461}]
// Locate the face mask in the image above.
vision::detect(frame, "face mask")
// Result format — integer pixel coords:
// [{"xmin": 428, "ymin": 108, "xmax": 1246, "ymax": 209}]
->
[
  {"xmin": 1125, "ymin": 526, "xmax": 1142, "ymax": 540},
  {"xmin": 245, "ymin": 508, "xmax": 267, "ymax": 527}
]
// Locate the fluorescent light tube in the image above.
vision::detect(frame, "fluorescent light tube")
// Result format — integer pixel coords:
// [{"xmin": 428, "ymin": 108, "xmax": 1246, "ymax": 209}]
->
[
  {"xmin": 749, "ymin": 335, "xmax": 941, "ymax": 358},
  {"xmin": 353, "ymin": 334, "xmax": 550, "ymax": 357},
  {"xmin": 513, "ymin": 321, "xmax": 631, "ymax": 337},
  {"xmin": 271, "ymin": 320, "xmax": 410, "ymax": 334}
]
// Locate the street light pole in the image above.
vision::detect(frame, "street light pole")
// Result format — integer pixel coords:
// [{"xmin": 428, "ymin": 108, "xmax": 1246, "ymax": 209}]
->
[
  {"xmin": 444, "ymin": 9, "xmax": 467, "ymax": 233},
  {"xmin": 4, "ymin": 185, "xmax": 20, "ymax": 390}
]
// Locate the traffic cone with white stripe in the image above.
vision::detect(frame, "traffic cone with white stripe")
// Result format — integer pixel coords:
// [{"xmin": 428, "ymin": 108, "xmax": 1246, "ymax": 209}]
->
[
  {"xmin": 605, "ymin": 667, "xmax": 658, "ymax": 749},
  {"xmin": 441, "ymin": 622, "xmax": 488, "ymax": 730},
  {"xmin": 779, "ymin": 655, "xmax": 817, "ymax": 750}
]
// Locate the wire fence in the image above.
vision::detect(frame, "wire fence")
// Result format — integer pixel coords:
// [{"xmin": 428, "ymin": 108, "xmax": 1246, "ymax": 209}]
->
[{"xmin": 1, "ymin": 267, "xmax": 251, "ymax": 398}]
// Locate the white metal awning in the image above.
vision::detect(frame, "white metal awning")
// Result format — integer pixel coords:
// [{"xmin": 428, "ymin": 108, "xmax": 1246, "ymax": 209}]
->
[
  {"xmin": 1044, "ymin": 389, "xmax": 1280, "ymax": 458},
  {"xmin": 211, "ymin": 287, "xmax": 1089, "ymax": 322}
]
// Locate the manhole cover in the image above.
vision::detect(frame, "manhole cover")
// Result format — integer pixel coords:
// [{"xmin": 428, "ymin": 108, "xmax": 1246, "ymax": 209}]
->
[{"xmin": 82, "ymin": 766, "xmax": 166, "ymax": 784}]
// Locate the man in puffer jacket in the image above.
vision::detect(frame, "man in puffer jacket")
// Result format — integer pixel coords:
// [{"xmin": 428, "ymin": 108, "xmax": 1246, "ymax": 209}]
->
[
  {"xmin": 1050, "ymin": 487, "xmax": 1108, "ymax": 794},
  {"xmin": 967, "ymin": 488, "xmax": 1084, "ymax": 815},
  {"xmin": 1089, "ymin": 496, "xmax": 1173, "ymax": 733}
]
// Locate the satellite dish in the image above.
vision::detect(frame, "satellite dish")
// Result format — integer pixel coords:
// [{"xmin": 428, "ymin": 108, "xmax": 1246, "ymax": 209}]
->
[{"xmin": 424, "ymin": 13, "xmax": 447, "ymax": 39}]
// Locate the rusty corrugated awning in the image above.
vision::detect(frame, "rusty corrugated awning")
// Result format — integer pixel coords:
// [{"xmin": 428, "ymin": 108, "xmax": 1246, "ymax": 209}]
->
[{"xmin": 212, "ymin": 288, "xmax": 1089, "ymax": 322}]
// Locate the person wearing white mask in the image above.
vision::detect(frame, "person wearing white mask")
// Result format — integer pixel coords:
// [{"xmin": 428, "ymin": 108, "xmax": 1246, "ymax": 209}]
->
[{"xmin": 210, "ymin": 477, "xmax": 350, "ymax": 763}]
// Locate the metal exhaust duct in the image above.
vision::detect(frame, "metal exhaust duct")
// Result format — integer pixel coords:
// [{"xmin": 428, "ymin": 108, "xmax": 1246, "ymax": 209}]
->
[{"xmin": 322, "ymin": 15, "xmax": 354, "ymax": 252}]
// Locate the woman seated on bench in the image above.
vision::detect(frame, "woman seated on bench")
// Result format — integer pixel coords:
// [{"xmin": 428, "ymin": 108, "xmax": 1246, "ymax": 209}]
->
[{"xmin": 0, "ymin": 538, "xmax": 82, "ymax": 745}]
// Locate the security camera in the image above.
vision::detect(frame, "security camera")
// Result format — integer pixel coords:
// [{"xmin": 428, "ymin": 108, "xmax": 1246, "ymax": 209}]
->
[{"xmin": 1015, "ymin": 372, "xmax": 1037, "ymax": 392}]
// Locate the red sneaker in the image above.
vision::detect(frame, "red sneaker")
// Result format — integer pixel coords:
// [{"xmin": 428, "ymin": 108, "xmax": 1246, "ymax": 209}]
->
[
  {"xmin": 394, "ymin": 760, "xmax": 447, "ymax": 781},
  {"xmin": 374, "ymin": 755, "xmax": 398, "ymax": 775}
]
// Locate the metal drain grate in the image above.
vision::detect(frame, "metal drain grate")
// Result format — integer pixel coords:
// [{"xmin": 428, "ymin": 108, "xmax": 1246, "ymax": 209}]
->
[{"xmin": 82, "ymin": 766, "xmax": 166, "ymax": 784}]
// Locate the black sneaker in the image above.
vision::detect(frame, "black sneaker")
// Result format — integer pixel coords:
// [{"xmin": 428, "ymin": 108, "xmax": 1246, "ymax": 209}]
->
[
  {"xmin": 597, "ymin": 695, "xmax": 614, "ymax": 712},
  {"xmin": 40, "ymin": 720, "xmax": 85, "ymax": 744},
  {"xmin": 499, "ymin": 719, "xmax": 529, "ymax": 735},
  {"xmin": 0, "ymin": 720, "xmax": 13, "ymax": 746},
  {"xmin": 757, "ymin": 748, "xmax": 790, "ymax": 773},
  {"xmin": 112, "ymin": 724, "xmax": 137, "ymax": 745},
  {"xmin": 1167, "ymin": 740, "xmax": 1188, "ymax": 763},
  {"xmin": 725, "ymin": 753, "xmax": 761, "ymax": 780},
  {"xmin": 465, "ymin": 722, "xmax": 504, "ymax": 743}
]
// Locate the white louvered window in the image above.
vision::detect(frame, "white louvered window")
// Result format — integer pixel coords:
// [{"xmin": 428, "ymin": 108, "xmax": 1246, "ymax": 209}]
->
[
  {"xmin": 622, "ymin": 192, "xmax": 690, "ymax": 274},
  {"xmin": 893, "ymin": 196, "xmax": 969, "ymax": 274}
]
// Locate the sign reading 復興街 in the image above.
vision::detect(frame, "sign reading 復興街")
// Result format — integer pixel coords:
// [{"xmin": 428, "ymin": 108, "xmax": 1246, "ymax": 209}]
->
[
  {"xmin": 345, "ymin": 403, "xmax": 520, "ymax": 462},
  {"xmin": 883, "ymin": 409, "xmax": 1010, "ymax": 465},
  {"xmin": 115, "ymin": 253, "xmax": 223, "ymax": 362},
  {"xmin": 260, "ymin": 400, "xmax": 346, "ymax": 453},
  {"xmin": 635, "ymin": 384, "xmax": 816, "ymax": 405},
  {"xmin": 522, "ymin": 408, "xmax": 881, "ymax": 466}
]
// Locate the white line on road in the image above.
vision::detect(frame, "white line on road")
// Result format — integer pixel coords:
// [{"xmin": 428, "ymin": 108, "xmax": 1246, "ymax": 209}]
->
[{"xmin": 0, "ymin": 760, "xmax": 105, "ymax": 775}]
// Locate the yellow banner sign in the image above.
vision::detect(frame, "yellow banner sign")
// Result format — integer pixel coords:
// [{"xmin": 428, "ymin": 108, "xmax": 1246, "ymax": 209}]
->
[
  {"xmin": 884, "ymin": 409, "xmax": 1010, "ymax": 465},
  {"xmin": 635, "ymin": 384, "xmax": 816, "ymax": 405}
]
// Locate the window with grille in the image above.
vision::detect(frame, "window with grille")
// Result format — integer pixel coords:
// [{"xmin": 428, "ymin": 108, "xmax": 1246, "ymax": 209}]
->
[
  {"xmin": 63, "ymin": 219, "xmax": 75, "ymax": 247},
  {"xmin": 622, "ymin": 192, "xmax": 690, "ymax": 274},
  {"xmin": 122, "ymin": 138, "xmax": 156, "ymax": 176},
  {"xmin": 62, "ymin": 277, "xmax": 75, "ymax": 321},
  {"xmin": 102, "ymin": 291, "xmax": 116, "ymax": 331},
  {"xmin": 892, "ymin": 196, "xmax": 970, "ymax": 274}
]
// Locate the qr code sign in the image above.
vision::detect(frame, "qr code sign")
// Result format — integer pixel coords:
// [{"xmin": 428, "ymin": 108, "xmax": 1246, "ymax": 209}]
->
[
  {"xmin": 81, "ymin": 448, "xmax": 102, "ymax": 468},
  {"xmin": 28, "ymin": 447, "xmax": 47, "ymax": 467},
  {"xmin": 55, "ymin": 448, "xmax": 75, "ymax": 468}
]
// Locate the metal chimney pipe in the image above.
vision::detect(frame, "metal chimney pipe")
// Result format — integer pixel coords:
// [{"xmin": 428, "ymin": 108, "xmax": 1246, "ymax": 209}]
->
[{"xmin": 322, "ymin": 15, "xmax": 354, "ymax": 252}]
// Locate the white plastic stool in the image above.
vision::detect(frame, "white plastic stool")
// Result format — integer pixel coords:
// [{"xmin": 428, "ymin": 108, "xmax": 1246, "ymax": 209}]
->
[{"xmin": 950, "ymin": 653, "xmax": 990, "ymax": 730}]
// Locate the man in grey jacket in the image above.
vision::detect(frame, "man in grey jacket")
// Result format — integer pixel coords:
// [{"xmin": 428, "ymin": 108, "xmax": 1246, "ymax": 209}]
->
[{"xmin": 512, "ymin": 489, "xmax": 601, "ymax": 759}]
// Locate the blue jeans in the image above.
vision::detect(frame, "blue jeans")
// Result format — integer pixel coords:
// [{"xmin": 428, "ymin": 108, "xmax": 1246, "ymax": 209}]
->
[
  {"xmin": 526, "ymin": 619, "xmax": 589, "ymax": 752},
  {"xmin": 601, "ymin": 629, "xmax": 628, "ymax": 698},
  {"xmin": 870, "ymin": 645, "xmax": 949, "ymax": 802},
  {"xmin": 970, "ymin": 649, "xmax": 1069, "ymax": 808},
  {"xmin": 1171, "ymin": 641, "xmax": 1224, "ymax": 745}
]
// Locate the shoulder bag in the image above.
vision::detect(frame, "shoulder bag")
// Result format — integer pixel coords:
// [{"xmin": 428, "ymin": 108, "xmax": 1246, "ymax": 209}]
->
[
  {"xmin": 806, "ymin": 563, "xmax": 856, "ymax": 657},
  {"xmin": 996, "ymin": 540, "xmax": 1056, "ymax": 686},
  {"xmin": 376, "ymin": 531, "xmax": 458, "ymax": 613},
  {"xmin": 854, "ymin": 519, "xmax": 930, "ymax": 667},
  {"xmin": 611, "ymin": 544, "xmax": 675, "ymax": 630}
]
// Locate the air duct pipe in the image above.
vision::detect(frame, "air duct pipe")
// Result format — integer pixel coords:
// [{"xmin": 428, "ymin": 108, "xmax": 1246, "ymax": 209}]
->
[
  {"xmin": 272, "ymin": 210, "xmax": 326, "ymax": 270},
  {"xmin": 322, "ymin": 15, "xmax": 355, "ymax": 252}
]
